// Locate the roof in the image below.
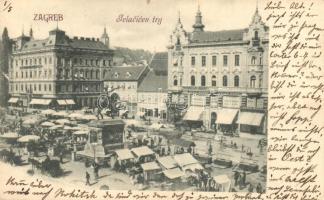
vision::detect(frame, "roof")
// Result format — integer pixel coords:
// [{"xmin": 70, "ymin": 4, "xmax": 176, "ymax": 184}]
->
[
  {"xmin": 115, "ymin": 149, "xmax": 134, "ymax": 160},
  {"xmin": 149, "ymin": 52, "xmax": 168, "ymax": 75},
  {"xmin": 190, "ymin": 29, "xmax": 247, "ymax": 43},
  {"xmin": 173, "ymin": 153, "xmax": 199, "ymax": 167},
  {"xmin": 104, "ymin": 66, "xmax": 148, "ymax": 81},
  {"xmin": 141, "ymin": 161, "xmax": 161, "ymax": 171},
  {"xmin": 69, "ymin": 38, "xmax": 108, "ymax": 50},
  {"xmin": 137, "ymin": 70, "xmax": 167, "ymax": 92},
  {"xmin": 163, "ymin": 168, "xmax": 185, "ymax": 179},
  {"xmin": 131, "ymin": 146, "xmax": 155, "ymax": 157},
  {"xmin": 157, "ymin": 156, "xmax": 178, "ymax": 169}
]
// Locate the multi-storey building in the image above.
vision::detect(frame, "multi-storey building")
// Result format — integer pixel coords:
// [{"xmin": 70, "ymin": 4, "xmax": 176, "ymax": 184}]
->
[
  {"xmin": 8, "ymin": 27, "xmax": 113, "ymax": 111},
  {"xmin": 167, "ymin": 7, "xmax": 268, "ymax": 134},
  {"xmin": 103, "ymin": 65, "xmax": 149, "ymax": 116},
  {"xmin": 137, "ymin": 52, "xmax": 168, "ymax": 120}
]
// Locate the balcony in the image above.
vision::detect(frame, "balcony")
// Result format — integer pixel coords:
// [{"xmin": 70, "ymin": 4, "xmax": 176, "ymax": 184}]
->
[
  {"xmin": 182, "ymin": 86, "xmax": 265, "ymax": 95},
  {"xmin": 248, "ymin": 64, "xmax": 263, "ymax": 72}
]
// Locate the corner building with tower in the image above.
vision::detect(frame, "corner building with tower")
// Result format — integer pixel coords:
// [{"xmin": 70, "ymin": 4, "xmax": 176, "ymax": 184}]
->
[{"xmin": 167, "ymin": 6, "xmax": 269, "ymax": 135}]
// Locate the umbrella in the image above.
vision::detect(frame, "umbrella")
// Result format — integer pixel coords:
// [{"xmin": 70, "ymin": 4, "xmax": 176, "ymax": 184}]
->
[
  {"xmin": 41, "ymin": 121, "xmax": 56, "ymax": 127},
  {"xmin": 49, "ymin": 124, "xmax": 64, "ymax": 130},
  {"xmin": 41, "ymin": 109, "xmax": 56, "ymax": 115},
  {"xmin": 56, "ymin": 119, "xmax": 70, "ymax": 125},
  {"xmin": 80, "ymin": 115, "xmax": 97, "ymax": 120},
  {"xmin": 53, "ymin": 111, "xmax": 69, "ymax": 117},
  {"xmin": 73, "ymin": 130, "xmax": 89, "ymax": 135},
  {"xmin": 22, "ymin": 118, "xmax": 39, "ymax": 126},
  {"xmin": 18, "ymin": 135, "xmax": 40, "ymax": 143},
  {"xmin": 0, "ymin": 132, "xmax": 19, "ymax": 139}
]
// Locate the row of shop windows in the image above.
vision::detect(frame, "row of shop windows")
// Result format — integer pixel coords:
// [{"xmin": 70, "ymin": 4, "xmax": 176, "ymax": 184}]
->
[
  {"xmin": 10, "ymin": 83, "xmax": 52, "ymax": 93},
  {"xmin": 173, "ymin": 75, "xmax": 260, "ymax": 88},
  {"xmin": 9, "ymin": 83, "xmax": 101, "ymax": 93}
]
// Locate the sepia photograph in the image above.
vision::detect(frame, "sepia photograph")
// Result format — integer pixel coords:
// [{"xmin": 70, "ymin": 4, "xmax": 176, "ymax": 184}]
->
[{"xmin": 1, "ymin": 0, "xmax": 323, "ymax": 199}]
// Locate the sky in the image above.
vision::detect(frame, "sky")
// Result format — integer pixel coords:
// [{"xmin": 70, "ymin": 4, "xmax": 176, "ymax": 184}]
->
[{"xmin": 0, "ymin": 0, "xmax": 264, "ymax": 52}]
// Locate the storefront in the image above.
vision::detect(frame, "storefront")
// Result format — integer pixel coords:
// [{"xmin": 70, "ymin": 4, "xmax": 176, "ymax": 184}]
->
[{"xmin": 238, "ymin": 111, "xmax": 265, "ymax": 134}]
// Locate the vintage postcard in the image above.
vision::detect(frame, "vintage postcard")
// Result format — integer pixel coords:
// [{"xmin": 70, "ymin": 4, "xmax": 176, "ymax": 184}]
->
[{"xmin": 0, "ymin": 0, "xmax": 323, "ymax": 199}]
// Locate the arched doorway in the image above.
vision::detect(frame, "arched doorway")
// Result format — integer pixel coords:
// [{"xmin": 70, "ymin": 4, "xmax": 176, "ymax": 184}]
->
[{"xmin": 211, "ymin": 112, "xmax": 217, "ymax": 130}]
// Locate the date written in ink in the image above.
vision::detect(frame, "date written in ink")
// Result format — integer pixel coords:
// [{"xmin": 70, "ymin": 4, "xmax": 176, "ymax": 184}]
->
[{"xmin": 33, "ymin": 14, "xmax": 64, "ymax": 22}]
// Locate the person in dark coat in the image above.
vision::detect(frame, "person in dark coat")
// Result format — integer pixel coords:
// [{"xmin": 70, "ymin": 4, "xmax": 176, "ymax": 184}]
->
[
  {"xmin": 256, "ymin": 183, "xmax": 262, "ymax": 193},
  {"xmin": 242, "ymin": 171, "xmax": 246, "ymax": 186},
  {"xmin": 248, "ymin": 183, "xmax": 254, "ymax": 192},
  {"xmin": 85, "ymin": 171, "xmax": 90, "ymax": 185},
  {"xmin": 234, "ymin": 171, "xmax": 240, "ymax": 186}
]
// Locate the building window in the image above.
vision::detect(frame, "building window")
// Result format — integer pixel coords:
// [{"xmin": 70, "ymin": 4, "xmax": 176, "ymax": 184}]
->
[
  {"xmin": 235, "ymin": 55, "xmax": 240, "ymax": 66},
  {"xmin": 16, "ymin": 72, "xmax": 18, "ymax": 78},
  {"xmin": 259, "ymin": 56, "xmax": 262, "ymax": 65},
  {"xmin": 30, "ymin": 71, "xmax": 32, "ymax": 78},
  {"xmin": 49, "ymin": 57, "xmax": 52, "ymax": 64},
  {"xmin": 44, "ymin": 84, "xmax": 47, "ymax": 91},
  {"xmin": 211, "ymin": 75, "xmax": 217, "ymax": 86},
  {"xmin": 21, "ymin": 72, "xmax": 23, "ymax": 78},
  {"xmin": 202, "ymin": 56, "xmax": 206, "ymax": 67},
  {"xmin": 191, "ymin": 56, "xmax": 195, "ymax": 66},
  {"xmin": 173, "ymin": 76, "xmax": 178, "ymax": 86},
  {"xmin": 49, "ymin": 69, "xmax": 52, "ymax": 77},
  {"xmin": 212, "ymin": 56, "xmax": 217, "ymax": 66},
  {"xmin": 191, "ymin": 75, "xmax": 195, "ymax": 86},
  {"xmin": 234, "ymin": 75, "xmax": 239, "ymax": 87},
  {"xmin": 251, "ymin": 56, "xmax": 256, "ymax": 65},
  {"xmin": 39, "ymin": 58, "xmax": 42, "ymax": 65},
  {"xmin": 25, "ymin": 71, "xmax": 28, "ymax": 78},
  {"xmin": 254, "ymin": 31, "xmax": 259, "ymax": 39},
  {"xmin": 201, "ymin": 75, "xmax": 206, "ymax": 86},
  {"xmin": 49, "ymin": 84, "xmax": 52, "ymax": 91},
  {"xmin": 34, "ymin": 84, "xmax": 36, "ymax": 91},
  {"xmin": 223, "ymin": 75, "xmax": 228, "ymax": 87},
  {"xmin": 250, "ymin": 75, "xmax": 256, "ymax": 88},
  {"xmin": 223, "ymin": 55, "xmax": 228, "ymax": 66},
  {"xmin": 39, "ymin": 84, "xmax": 41, "ymax": 91},
  {"xmin": 103, "ymin": 60, "xmax": 106, "ymax": 66}
]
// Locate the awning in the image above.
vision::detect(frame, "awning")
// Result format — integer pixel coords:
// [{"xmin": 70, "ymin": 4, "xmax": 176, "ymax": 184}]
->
[
  {"xmin": 173, "ymin": 153, "xmax": 199, "ymax": 167},
  {"xmin": 131, "ymin": 146, "xmax": 155, "ymax": 157},
  {"xmin": 183, "ymin": 107, "xmax": 204, "ymax": 121},
  {"xmin": 57, "ymin": 100, "xmax": 67, "ymax": 105},
  {"xmin": 29, "ymin": 99, "xmax": 52, "ymax": 105},
  {"xmin": 238, "ymin": 112, "xmax": 264, "ymax": 126},
  {"xmin": 141, "ymin": 161, "xmax": 161, "ymax": 171},
  {"xmin": 8, "ymin": 98, "xmax": 19, "ymax": 103},
  {"xmin": 115, "ymin": 149, "xmax": 134, "ymax": 161},
  {"xmin": 216, "ymin": 109, "xmax": 238, "ymax": 125},
  {"xmin": 182, "ymin": 163, "xmax": 204, "ymax": 172},
  {"xmin": 65, "ymin": 99, "xmax": 75, "ymax": 105},
  {"xmin": 157, "ymin": 156, "xmax": 178, "ymax": 169},
  {"xmin": 163, "ymin": 168, "xmax": 185, "ymax": 179}
]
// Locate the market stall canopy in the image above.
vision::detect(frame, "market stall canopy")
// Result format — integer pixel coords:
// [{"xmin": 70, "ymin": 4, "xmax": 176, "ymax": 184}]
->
[
  {"xmin": 55, "ymin": 119, "xmax": 71, "ymax": 125},
  {"xmin": 22, "ymin": 118, "xmax": 39, "ymax": 125},
  {"xmin": 0, "ymin": 132, "xmax": 19, "ymax": 139},
  {"xmin": 18, "ymin": 135, "xmax": 40, "ymax": 143},
  {"xmin": 49, "ymin": 124, "xmax": 64, "ymax": 130},
  {"xmin": 81, "ymin": 115, "xmax": 97, "ymax": 120},
  {"xmin": 141, "ymin": 161, "xmax": 161, "ymax": 171},
  {"xmin": 73, "ymin": 130, "xmax": 89, "ymax": 135},
  {"xmin": 238, "ymin": 112, "xmax": 264, "ymax": 126},
  {"xmin": 182, "ymin": 163, "xmax": 204, "ymax": 172},
  {"xmin": 53, "ymin": 111, "xmax": 69, "ymax": 117},
  {"xmin": 157, "ymin": 156, "xmax": 178, "ymax": 169},
  {"xmin": 149, "ymin": 123, "xmax": 164, "ymax": 130},
  {"xmin": 183, "ymin": 107, "xmax": 204, "ymax": 121},
  {"xmin": 213, "ymin": 174, "xmax": 231, "ymax": 192},
  {"xmin": 163, "ymin": 168, "xmax": 185, "ymax": 179},
  {"xmin": 216, "ymin": 109, "xmax": 238, "ymax": 125},
  {"xmin": 173, "ymin": 153, "xmax": 199, "ymax": 167},
  {"xmin": 57, "ymin": 99, "xmax": 75, "ymax": 106},
  {"xmin": 41, "ymin": 121, "xmax": 56, "ymax": 127},
  {"xmin": 68, "ymin": 113, "xmax": 84, "ymax": 119},
  {"xmin": 41, "ymin": 109, "xmax": 56, "ymax": 115},
  {"xmin": 115, "ymin": 149, "xmax": 134, "ymax": 161},
  {"xmin": 131, "ymin": 146, "xmax": 154, "ymax": 157},
  {"xmin": 29, "ymin": 99, "xmax": 52, "ymax": 105},
  {"xmin": 8, "ymin": 98, "xmax": 19, "ymax": 103}
]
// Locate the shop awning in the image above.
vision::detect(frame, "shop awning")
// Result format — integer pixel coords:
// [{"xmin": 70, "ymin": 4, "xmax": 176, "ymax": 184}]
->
[
  {"xmin": 183, "ymin": 107, "xmax": 204, "ymax": 121},
  {"xmin": 163, "ymin": 168, "xmax": 185, "ymax": 179},
  {"xmin": 173, "ymin": 153, "xmax": 199, "ymax": 167},
  {"xmin": 57, "ymin": 100, "xmax": 67, "ymax": 105},
  {"xmin": 238, "ymin": 112, "xmax": 264, "ymax": 126},
  {"xmin": 115, "ymin": 149, "xmax": 134, "ymax": 161},
  {"xmin": 216, "ymin": 109, "xmax": 238, "ymax": 125},
  {"xmin": 65, "ymin": 99, "xmax": 75, "ymax": 105},
  {"xmin": 8, "ymin": 98, "xmax": 19, "ymax": 103},
  {"xmin": 182, "ymin": 163, "xmax": 204, "ymax": 172},
  {"xmin": 141, "ymin": 161, "xmax": 161, "ymax": 171},
  {"xmin": 29, "ymin": 99, "xmax": 52, "ymax": 105},
  {"xmin": 157, "ymin": 156, "xmax": 178, "ymax": 169},
  {"xmin": 131, "ymin": 146, "xmax": 154, "ymax": 157}
]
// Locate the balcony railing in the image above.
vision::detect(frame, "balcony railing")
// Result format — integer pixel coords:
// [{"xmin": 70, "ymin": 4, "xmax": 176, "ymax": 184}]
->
[{"xmin": 182, "ymin": 86, "xmax": 266, "ymax": 94}]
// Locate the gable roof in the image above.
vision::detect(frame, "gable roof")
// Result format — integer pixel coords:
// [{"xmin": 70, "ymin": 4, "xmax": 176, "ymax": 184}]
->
[
  {"xmin": 104, "ymin": 65, "xmax": 148, "ymax": 81},
  {"xmin": 137, "ymin": 70, "xmax": 167, "ymax": 92},
  {"xmin": 189, "ymin": 29, "xmax": 247, "ymax": 43},
  {"xmin": 149, "ymin": 52, "xmax": 168, "ymax": 75}
]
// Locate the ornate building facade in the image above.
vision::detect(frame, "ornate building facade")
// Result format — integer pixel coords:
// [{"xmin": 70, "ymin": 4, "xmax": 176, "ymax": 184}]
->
[
  {"xmin": 8, "ymin": 27, "xmax": 113, "ymax": 111},
  {"xmin": 167, "ymin": 7, "xmax": 268, "ymax": 134}
]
